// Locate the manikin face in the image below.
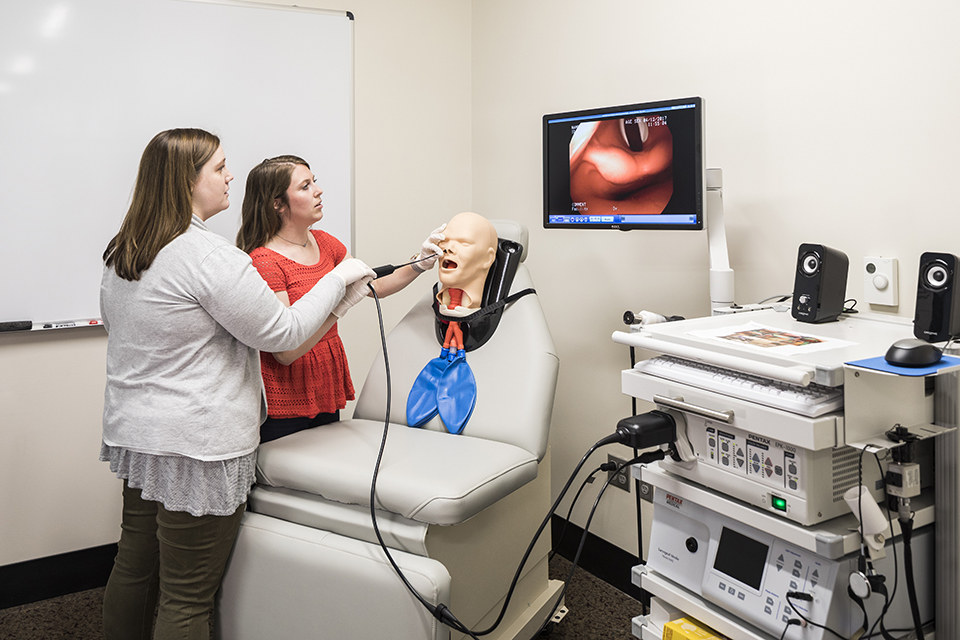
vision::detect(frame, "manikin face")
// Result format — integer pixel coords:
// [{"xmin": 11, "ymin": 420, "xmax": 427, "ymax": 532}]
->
[
  {"xmin": 438, "ymin": 212, "xmax": 497, "ymax": 293},
  {"xmin": 278, "ymin": 164, "xmax": 323, "ymax": 225},
  {"xmin": 191, "ymin": 145, "xmax": 233, "ymax": 221}
]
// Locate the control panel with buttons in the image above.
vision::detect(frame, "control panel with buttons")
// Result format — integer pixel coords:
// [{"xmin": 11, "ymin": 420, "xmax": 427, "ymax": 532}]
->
[
  {"xmin": 660, "ymin": 412, "xmax": 888, "ymax": 525},
  {"xmin": 703, "ymin": 422, "xmax": 801, "ymax": 492}
]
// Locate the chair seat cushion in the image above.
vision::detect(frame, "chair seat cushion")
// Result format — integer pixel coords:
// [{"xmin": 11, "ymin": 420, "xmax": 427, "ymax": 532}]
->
[{"xmin": 255, "ymin": 418, "xmax": 538, "ymax": 526}]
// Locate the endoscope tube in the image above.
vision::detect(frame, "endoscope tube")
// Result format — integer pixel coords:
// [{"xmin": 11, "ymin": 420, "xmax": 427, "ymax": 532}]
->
[
  {"xmin": 900, "ymin": 516, "xmax": 924, "ymax": 639},
  {"xmin": 365, "ymin": 284, "xmax": 478, "ymax": 637}
]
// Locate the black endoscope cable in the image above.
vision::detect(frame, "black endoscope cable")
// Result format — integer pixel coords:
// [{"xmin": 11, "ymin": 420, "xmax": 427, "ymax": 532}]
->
[
  {"xmin": 864, "ymin": 449, "xmax": 901, "ymax": 640},
  {"xmin": 866, "ymin": 448, "xmax": 936, "ymax": 640},
  {"xmin": 854, "ymin": 446, "xmax": 924, "ymax": 640},
  {"xmin": 365, "ymin": 284, "xmax": 665, "ymax": 638},
  {"xmin": 365, "ymin": 283, "xmax": 478, "ymax": 638}
]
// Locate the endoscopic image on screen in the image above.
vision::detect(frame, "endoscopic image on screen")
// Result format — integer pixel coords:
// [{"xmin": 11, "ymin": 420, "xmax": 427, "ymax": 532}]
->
[{"xmin": 568, "ymin": 114, "xmax": 674, "ymax": 216}]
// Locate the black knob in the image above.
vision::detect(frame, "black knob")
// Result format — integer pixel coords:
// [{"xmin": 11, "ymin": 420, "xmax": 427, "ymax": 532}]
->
[{"xmin": 685, "ymin": 537, "xmax": 699, "ymax": 553}]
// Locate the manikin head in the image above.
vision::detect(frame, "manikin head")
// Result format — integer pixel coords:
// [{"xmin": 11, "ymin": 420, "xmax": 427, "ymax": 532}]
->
[{"xmin": 437, "ymin": 212, "xmax": 498, "ymax": 310}]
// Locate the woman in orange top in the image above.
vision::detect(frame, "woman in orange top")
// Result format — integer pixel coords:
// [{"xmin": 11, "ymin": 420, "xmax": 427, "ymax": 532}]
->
[{"xmin": 237, "ymin": 155, "xmax": 444, "ymax": 442}]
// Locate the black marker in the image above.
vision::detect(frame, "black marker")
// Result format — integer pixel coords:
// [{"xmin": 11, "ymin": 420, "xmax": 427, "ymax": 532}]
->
[{"xmin": 0, "ymin": 320, "xmax": 33, "ymax": 332}]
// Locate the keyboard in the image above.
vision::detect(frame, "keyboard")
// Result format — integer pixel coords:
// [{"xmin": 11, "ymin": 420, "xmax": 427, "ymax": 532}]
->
[{"xmin": 634, "ymin": 355, "xmax": 844, "ymax": 417}]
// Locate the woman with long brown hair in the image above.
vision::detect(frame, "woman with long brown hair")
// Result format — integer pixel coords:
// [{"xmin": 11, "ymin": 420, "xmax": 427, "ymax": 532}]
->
[
  {"xmin": 237, "ymin": 155, "xmax": 444, "ymax": 443},
  {"xmin": 99, "ymin": 129, "xmax": 374, "ymax": 639}
]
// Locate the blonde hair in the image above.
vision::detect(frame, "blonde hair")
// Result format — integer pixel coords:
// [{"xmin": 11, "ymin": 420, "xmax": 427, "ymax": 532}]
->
[
  {"xmin": 236, "ymin": 155, "xmax": 310, "ymax": 253},
  {"xmin": 103, "ymin": 128, "xmax": 220, "ymax": 280}
]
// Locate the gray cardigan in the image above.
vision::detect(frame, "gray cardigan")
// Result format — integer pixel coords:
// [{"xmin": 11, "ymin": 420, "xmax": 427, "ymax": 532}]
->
[{"xmin": 100, "ymin": 216, "xmax": 343, "ymax": 461}]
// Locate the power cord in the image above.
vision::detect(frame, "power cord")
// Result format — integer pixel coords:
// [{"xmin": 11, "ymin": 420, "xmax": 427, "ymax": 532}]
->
[
  {"xmin": 549, "ymin": 464, "xmax": 608, "ymax": 561},
  {"xmin": 784, "ymin": 591, "xmax": 846, "ymax": 639},
  {"xmin": 778, "ymin": 617, "xmax": 803, "ymax": 640},
  {"xmin": 532, "ymin": 451, "xmax": 666, "ymax": 638}
]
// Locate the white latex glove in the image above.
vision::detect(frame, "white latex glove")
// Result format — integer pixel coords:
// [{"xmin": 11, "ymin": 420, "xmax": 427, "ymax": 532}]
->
[
  {"xmin": 412, "ymin": 224, "xmax": 446, "ymax": 273},
  {"xmin": 328, "ymin": 258, "xmax": 376, "ymax": 287},
  {"xmin": 331, "ymin": 277, "xmax": 372, "ymax": 318}
]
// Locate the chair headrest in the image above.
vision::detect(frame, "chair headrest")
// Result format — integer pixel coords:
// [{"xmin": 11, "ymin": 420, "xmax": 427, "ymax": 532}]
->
[{"xmin": 488, "ymin": 219, "xmax": 528, "ymax": 263}]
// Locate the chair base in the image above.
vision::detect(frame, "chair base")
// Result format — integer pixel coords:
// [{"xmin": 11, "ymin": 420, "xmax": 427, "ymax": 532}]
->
[
  {"xmin": 216, "ymin": 512, "xmax": 452, "ymax": 640},
  {"xmin": 454, "ymin": 568, "xmax": 564, "ymax": 640},
  {"xmin": 497, "ymin": 577, "xmax": 564, "ymax": 640}
]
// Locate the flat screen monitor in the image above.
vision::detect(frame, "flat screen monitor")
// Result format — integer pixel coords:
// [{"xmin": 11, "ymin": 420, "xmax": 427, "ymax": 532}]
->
[{"xmin": 543, "ymin": 96, "xmax": 704, "ymax": 231}]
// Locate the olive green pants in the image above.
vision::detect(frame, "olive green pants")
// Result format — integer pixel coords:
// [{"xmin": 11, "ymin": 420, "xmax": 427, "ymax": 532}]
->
[{"xmin": 102, "ymin": 481, "xmax": 245, "ymax": 640}]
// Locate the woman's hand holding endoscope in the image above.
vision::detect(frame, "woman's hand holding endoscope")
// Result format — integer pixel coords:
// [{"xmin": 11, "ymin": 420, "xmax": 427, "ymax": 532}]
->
[
  {"xmin": 328, "ymin": 258, "xmax": 376, "ymax": 288},
  {"xmin": 328, "ymin": 258, "xmax": 375, "ymax": 318}
]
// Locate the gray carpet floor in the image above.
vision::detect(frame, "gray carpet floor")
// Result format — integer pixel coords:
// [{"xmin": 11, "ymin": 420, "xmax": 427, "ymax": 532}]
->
[{"xmin": 0, "ymin": 555, "xmax": 641, "ymax": 640}]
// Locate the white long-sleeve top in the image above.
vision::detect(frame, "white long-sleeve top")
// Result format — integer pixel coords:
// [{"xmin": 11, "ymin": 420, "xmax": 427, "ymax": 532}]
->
[{"xmin": 100, "ymin": 215, "xmax": 344, "ymax": 462}]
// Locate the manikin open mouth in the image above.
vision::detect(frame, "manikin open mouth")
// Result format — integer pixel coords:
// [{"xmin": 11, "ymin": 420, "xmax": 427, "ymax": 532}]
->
[{"xmin": 442, "ymin": 259, "xmax": 458, "ymax": 270}]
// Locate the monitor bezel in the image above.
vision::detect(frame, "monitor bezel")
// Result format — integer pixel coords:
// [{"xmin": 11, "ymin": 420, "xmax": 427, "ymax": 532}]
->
[{"xmin": 542, "ymin": 96, "xmax": 705, "ymax": 231}]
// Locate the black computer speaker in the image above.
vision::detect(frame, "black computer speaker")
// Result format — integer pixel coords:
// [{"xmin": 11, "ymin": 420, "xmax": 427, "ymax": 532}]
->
[
  {"xmin": 791, "ymin": 243, "xmax": 849, "ymax": 324},
  {"xmin": 914, "ymin": 252, "xmax": 960, "ymax": 342}
]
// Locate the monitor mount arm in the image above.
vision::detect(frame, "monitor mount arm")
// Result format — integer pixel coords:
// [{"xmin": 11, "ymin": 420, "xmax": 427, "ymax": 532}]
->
[{"xmin": 706, "ymin": 167, "xmax": 735, "ymax": 313}]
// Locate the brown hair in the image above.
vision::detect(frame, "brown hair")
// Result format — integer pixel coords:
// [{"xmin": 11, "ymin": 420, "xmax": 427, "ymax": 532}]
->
[
  {"xmin": 236, "ymin": 155, "xmax": 310, "ymax": 253},
  {"xmin": 103, "ymin": 128, "xmax": 220, "ymax": 280}
]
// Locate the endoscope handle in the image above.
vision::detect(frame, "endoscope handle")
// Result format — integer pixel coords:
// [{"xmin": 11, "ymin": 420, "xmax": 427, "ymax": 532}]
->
[
  {"xmin": 373, "ymin": 265, "xmax": 396, "ymax": 279},
  {"xmin": 372, "ymin": 252, "xmax": 442, "ymax": 279}
]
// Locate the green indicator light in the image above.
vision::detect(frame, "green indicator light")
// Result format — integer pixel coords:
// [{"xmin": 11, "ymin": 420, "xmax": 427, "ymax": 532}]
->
[{"xmin": 772, "ymin": 497, "xmax": 787, "ymax": 512}]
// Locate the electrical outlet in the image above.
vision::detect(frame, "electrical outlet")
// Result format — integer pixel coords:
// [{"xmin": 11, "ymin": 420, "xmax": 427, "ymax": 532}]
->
[
  {"xmin": 607, "ymin": 454, "xmax": 631, "ymax": 492},
  {"xmin": 638, "ymin": 480, "xmax": 654, "ymax": 503}
]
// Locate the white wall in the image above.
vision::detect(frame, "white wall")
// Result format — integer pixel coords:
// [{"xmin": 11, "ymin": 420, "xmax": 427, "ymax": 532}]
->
[
  {"xmin": 0, "ymin": 328, "xmax": 117, "ymax": 566},
  {"xmin": 470, "ymin": 0, "xmax": 960, "ymax": 557},
  {"xmin": 6, "ymin": 0, "xmax": 960, "ymax": 574}
]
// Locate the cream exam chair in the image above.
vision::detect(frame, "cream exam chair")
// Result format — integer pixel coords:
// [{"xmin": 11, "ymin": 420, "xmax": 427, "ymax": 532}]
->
[{"xmin": 217, "ymin": 220, "xmax": 562, "ymax": 640}]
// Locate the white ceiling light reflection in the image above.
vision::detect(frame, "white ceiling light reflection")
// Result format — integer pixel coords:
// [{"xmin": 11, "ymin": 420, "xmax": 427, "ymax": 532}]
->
[
  {"xmin": 11, "ymin": 56, "xmax": 36, "ymax": 75},
  {"xmin": 41, "ymin": 4, "xmax": 71, "ymax": 39}
]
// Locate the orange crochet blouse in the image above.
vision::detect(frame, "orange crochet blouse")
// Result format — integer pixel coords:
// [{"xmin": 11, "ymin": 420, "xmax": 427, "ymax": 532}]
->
[{"xmin": 249, "ymin": 230, "xmax": 355, "ymax": 418}]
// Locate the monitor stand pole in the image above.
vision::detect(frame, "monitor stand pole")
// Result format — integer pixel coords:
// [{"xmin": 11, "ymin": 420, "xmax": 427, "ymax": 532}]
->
[{"xmin": 706, "ymin": 167, "xmax": 735, "ymax": 314}]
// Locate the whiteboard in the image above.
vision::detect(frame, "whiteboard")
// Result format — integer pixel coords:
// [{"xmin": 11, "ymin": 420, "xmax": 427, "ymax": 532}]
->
[{"xmin": 0, "ymin": 0, "xmax": 354, "ymax": 326}]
